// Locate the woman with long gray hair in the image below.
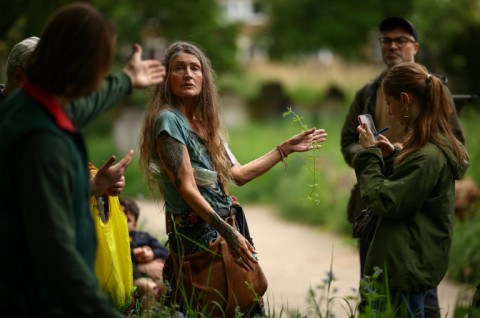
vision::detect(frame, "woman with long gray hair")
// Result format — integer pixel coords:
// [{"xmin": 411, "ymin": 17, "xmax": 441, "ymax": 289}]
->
[{"xmin": 139, "ymin": 41, "xmax": 327, "ymax": 315}]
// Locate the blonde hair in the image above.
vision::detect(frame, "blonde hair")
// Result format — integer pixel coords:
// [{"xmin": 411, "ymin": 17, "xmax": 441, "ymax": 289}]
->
[
  {"xmin": 382, "ymin": 62, "xmax": 467, "ymax": 166},
  {"xmin": 139, "ymin": 41, "xmax": 232, "ymax": 192}
]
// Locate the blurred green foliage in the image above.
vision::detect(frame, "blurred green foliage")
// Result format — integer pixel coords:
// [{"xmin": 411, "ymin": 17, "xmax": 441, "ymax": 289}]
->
[
  {"xmin": 411, "ymin": 0, "xmax": 480, "ymax": 93},
  {"xmin": 1, "ymin": 0, "xmax": 480, "ymax": 91},
  {"xmin": 267, "ymin": 0, "xmax": 412, "ymax": 61},
  {"xmin": 0, "ymin": 0, "xmax": 240, "ymax": 80},
  {"xmin": 448, "ymin": 105, "xmax": 480, "ymax": 285},
  {"xmin": 95, "ymin": 0, "xmax": 241, "ymax": 74},
  {"xmin": 266, "ymin": 0, "xmax": 480, "ymax": 93},
  {"xmin": 450, "ymin": 212, "xmax": 480, "ymax": 285}
]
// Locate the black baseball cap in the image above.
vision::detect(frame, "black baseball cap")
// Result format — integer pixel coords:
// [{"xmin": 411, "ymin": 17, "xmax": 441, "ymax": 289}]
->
[{"xmin": 379, "ymin": 17, "xmax": 418, "ymax": 41}]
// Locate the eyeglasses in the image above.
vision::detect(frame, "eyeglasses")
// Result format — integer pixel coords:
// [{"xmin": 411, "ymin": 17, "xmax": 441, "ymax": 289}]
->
[{"xmin": 379, "ymin": 36, "xmax": 416, "ymax": 48}]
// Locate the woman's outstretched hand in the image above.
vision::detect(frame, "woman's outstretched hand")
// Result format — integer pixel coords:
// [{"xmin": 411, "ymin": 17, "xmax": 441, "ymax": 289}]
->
[{"xmin": 282, "ymin": 128, "xmax": 327, "ymax": 155}]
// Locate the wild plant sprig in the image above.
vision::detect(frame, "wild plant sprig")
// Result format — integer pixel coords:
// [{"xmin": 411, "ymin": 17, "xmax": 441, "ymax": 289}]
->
[{"xmin": 282, "ymin": 106, "xmax": 320, "ymax": 203}]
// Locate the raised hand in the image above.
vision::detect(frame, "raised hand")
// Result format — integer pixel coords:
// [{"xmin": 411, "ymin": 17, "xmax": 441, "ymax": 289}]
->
[
  {"xmin": 91, "ymin": 150, "xmax": 134, "ymax": 196},
  {"xmin": 122, "ymin": 44, "xmax": 166, "ymax": 88}
]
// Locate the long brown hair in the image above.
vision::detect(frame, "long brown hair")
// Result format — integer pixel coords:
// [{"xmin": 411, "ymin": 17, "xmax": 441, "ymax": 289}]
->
[
  {"xmin": 382, "ymin": 62, "xmax": 467, "ymax": 166},
  {"xmin": 27, "ymin": 2, "xmax": 116, "ymax": 98},
  {"xmin": 139, "ymin": 41, "xmax": 231, "ymax": 191}
]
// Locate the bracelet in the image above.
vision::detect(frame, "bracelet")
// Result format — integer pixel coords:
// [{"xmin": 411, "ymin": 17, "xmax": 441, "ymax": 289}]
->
[{"xmin": 276, "ymin": 144, "xmax": 288, "ymax": 168}]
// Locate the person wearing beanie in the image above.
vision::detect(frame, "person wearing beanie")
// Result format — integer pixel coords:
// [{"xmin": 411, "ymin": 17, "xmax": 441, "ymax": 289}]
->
[{"xmin": 1, "ymin": 36, "xmax": 40, "ymax": 101}]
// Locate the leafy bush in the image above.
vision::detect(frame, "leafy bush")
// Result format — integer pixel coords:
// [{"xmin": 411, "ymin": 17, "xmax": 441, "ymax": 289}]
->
[
  {"xmin": 449, "ymin": 214, "xmax": 480, "ymax": 284},
  {"xmin": 447, "ymin": 106, "xmax": 480, "ymax": 284}
]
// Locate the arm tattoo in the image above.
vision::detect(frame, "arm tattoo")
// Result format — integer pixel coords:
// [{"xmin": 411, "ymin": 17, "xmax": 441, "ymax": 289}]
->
[
  {"xmin": 209, "ymin": 212, "xmax": 241, "ymax": 248},
  {"xmin": 158, "ymin": 132, "xmax": 184, "ymax": 189}
]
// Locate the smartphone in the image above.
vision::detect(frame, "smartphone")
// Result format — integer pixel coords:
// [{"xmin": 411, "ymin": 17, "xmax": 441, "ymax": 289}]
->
[{"xmin": 358, "ymin": 114, "xmax": 378, "ymax": 140}]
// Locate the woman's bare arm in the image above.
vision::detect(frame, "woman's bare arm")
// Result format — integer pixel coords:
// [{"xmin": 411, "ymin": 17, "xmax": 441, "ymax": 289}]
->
[
  {"xmin": 156, "ymin": 132, "xmax": 256, "ymax": 270},
  {"xmin": 231, "ymin": 128, "xmax": 327, "ymax": 185}
]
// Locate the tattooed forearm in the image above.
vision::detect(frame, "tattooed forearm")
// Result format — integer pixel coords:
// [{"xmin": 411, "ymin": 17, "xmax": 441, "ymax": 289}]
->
[
  {"xmin": 157, "ymin": 132, "xmax": 184, "ymax": 189},
  {"xmin": 209, "ymin": 212, "xmax": 240, "ymax": 246}
]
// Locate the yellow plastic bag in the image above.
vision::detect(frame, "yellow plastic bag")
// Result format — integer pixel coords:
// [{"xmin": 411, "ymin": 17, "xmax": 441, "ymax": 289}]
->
[{"xmin": 90, "ymin": 168, "xmax": 135, "ymax": 311}]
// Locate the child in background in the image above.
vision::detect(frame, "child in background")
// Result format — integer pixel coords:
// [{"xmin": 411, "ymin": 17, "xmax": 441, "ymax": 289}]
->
[{"xmin": 120, "ymin": 197, "xmax": 168, "ymax": 311}]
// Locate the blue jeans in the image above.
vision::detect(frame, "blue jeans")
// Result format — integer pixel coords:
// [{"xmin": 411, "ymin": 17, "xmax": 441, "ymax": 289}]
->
[
  {"xmin": 400, "ymin": 292, "xmax": 425, "ymax": 318},
  {"xmin": 372, "ymin": 291, "xmax": 425, "ymax": 317},
  {"xmin": 424, "ymin": 287, "xmax": 440, "ymax": 317}
]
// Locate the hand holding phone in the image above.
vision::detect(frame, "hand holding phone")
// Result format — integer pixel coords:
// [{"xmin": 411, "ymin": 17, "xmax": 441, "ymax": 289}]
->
[
  {"xmin": 358, "ymin": 114, "xmax": 389, "ymax": 141},
  {"xmin": 358, "ymin": 114, "xmax": 377, "ymax": 139}
]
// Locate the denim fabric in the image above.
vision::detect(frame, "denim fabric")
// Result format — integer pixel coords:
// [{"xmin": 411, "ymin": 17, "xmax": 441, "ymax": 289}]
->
[
  {"xmin": 372, "ymin": 291, "xmax": 426, "ymax": 317},
  {"xmin": 400, "ymin": 292, "xmax": 425, "ymax": 318}
]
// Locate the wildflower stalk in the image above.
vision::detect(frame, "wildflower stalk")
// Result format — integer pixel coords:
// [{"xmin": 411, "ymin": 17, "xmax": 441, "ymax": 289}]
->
[{"xmin": 282, "ymin": 107, "xmax": 320, "ymax": 203}]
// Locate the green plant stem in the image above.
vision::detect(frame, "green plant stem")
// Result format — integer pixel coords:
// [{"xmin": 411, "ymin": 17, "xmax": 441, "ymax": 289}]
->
[{"xmin": 282, "ymin": 107, "xmax": 320, "ymax": 202}]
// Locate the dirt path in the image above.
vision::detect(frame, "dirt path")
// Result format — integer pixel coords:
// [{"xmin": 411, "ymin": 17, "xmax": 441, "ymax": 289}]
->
[{"xmin": 136, "ymin": 200, "xmax": 465, "ymax": 317}]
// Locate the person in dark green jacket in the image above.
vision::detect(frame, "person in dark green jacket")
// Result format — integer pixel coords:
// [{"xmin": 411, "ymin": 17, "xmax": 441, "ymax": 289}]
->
[
  {"xmin": 0, "ymin": 3, "xmax": 165, "ymax": 317},
  {"xmin": 340, "ymin": 19, "xmax": 465, "ymax": 316},
  {"xmin": 354, "ymin": 62, "xmax": 469, "ymax": 317},
  {"xmin": 0, "ymin": 36, "xmax": 164, "ymax": 198}
]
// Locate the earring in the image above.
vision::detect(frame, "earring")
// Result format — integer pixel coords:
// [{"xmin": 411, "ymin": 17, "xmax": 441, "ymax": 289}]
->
[{"xmin": 402, "ymin": 108, "xmax": 409, "ymax": 118}]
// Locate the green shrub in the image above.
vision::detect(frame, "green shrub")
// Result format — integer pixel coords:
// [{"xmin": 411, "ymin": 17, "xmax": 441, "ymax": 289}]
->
[
  {"xmin": 287, "ymin": 85, "xmax": 324, "ymax": 108},
  {"xmin": 449, "ymin": 214, "xmax": 480, "ymax": 284},
  {"xmin": 461, "ymin": 107, "xmax": 480, "ymax": 177},
  {"xmin": 447, "ymin": 105, "xmax": 480, "ymax": 283}
]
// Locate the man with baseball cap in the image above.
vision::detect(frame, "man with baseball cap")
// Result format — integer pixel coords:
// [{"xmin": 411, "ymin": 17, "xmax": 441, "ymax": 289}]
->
[
  {"xmin": 340, "ymin": 17, "xmax": 465, "ymax": 317},
  {"xmin": 379, "ymin": 16, "xmax": 418, "ymax": 42}
]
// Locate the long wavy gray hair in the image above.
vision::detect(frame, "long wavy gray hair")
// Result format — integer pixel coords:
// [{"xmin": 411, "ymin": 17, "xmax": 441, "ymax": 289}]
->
[{"xmin": 139, "ymin": 41, "xmax": 231, "ymax": 192}]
